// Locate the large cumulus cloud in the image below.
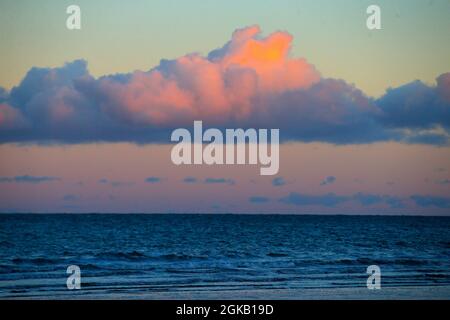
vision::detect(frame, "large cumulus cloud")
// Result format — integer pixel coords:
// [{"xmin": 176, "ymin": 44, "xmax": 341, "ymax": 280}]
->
[{"xmin": 0, "ymin": 25, "xmax": 449, "ymax": 144}]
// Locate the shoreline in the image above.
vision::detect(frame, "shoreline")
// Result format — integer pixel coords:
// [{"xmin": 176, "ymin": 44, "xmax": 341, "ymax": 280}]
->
[{"xmin": 3, "ymin": 286, "xmax": 450, "ymax": 300}]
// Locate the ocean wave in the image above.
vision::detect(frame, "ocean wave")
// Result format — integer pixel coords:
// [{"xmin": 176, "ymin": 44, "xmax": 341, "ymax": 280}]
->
[
  {"xmin": 0, "ymin": 240, "xmax": 14, "ymax": 248},
  {"xmin": 158, "ymin": 253, "xmax": 208, "ymax": 261},
  {"xmin": 94, "ymin": 251, "xmax": 209, "ymax": 262},
  {"xmin": 95, "ymin": 251, "xmax": 146, "ymax": 261},
  {"xmin": 11, "ymin": 257, "xmax": 61, "ymax": 265},
  {"xmin": 266, "ymin": 252, "xmax": 289, "ymax": 257}
]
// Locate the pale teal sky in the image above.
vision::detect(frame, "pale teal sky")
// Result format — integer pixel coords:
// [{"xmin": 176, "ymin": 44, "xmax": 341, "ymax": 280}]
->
[{"xmin": 1, "ymin": 0, "xmax": 449, "ymax": 96}]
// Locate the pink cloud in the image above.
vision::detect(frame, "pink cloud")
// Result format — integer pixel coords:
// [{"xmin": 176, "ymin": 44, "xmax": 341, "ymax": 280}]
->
[
  {"xmin": 0, "ymin": 26, "xmax": 448, "ymax": 145},
  {"xmin": 93, "ymin": 25, "xmax": 320, "ymax": 126}
]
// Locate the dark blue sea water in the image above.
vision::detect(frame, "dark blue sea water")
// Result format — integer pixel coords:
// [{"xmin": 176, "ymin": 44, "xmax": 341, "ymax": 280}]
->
[{"xmin": 0, "ymin": 214, "xmax": 449, "ymax": 299}]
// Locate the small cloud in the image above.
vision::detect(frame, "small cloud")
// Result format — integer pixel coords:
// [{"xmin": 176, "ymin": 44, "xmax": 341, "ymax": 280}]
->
[
  {"xmin": 385, "ymin": 197, "xmax": 405, "ymax": 209},
  {"xmin": 249, "ymin": 196, "xmax": 270, "ymax": 203},
  {"xmin": 61, "ymin": 204, "xmax": 80, "ymax": 210},
  {"xmin": 272, "ymin": 177, "xmax": 286, "ymax": 187},
  {"xmin": 204, "ymin": 178, "xmax": 235, "ymax": 185},
  {"xmin": 280, "ymin": 192, "xmax": 348, "ymax": 207},
  {"xmin": 411, "ymin": 195, "xmax": 450, "ymax": 208},
  {"xmin": 111, "ymin": 181, "xmax": 134, "ymax": 187},
  {"xmin": 280, "ymin": 191, "xmax": 405, "ymax": 209},
  {"xmin": 98, "ymin": 178, "xmax": 134, "ymax": 187},
  {"xmin": 353, "ymin": 193, "xmax": 383, "ymax": 206},
  {"xmin": 0, "ymin": 175, "xmax": 60, "ymax": 184},
  {"xmin": 145, "ymin": 176, "xmax": 161, "ymax": 184},
  {"xmin": 353, "ymin": 192, "xmax": 404, "ymax": 208},
  {"xmin": 63, "ymin": 194, "xmax": 80, "ymax": 201},
  {"xmin": 320, "ymin": 176, "xmax": 336, "ymax": 186},
  {"xmin": 183, "ymin": 176, "xmax": 197, "ymax": 183}
]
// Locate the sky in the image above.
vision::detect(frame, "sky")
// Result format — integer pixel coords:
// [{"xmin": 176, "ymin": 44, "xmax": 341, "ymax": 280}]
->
[
  {"xmin": 1, "ymin": 0, "xmax": 450, "ymax": 96},
  {"xmin": 0, "ymin": 0, "xmax": 449, "ymax": 214}
]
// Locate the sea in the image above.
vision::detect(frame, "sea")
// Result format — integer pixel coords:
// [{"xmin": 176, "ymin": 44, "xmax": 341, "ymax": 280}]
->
[{"xmin": 0, "ymin": 214, "xmax": 449, "ymax": 299}]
